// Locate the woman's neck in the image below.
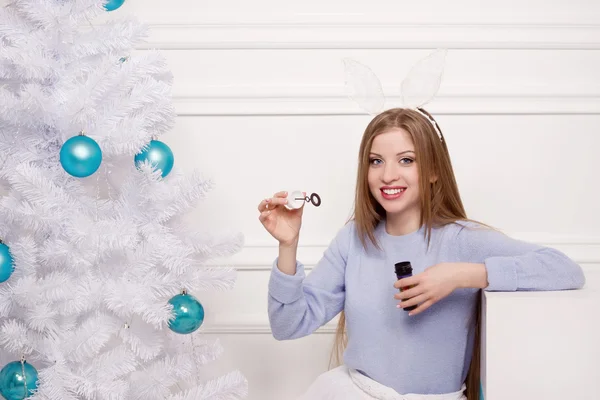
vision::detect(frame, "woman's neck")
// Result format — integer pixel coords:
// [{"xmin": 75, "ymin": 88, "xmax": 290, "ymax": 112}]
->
[{"xmin": 384, "ymin": 211, "xmax": 422, "ymax": 236}]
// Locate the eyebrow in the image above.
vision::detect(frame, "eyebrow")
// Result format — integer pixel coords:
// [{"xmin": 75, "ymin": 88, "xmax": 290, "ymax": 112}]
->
[{"xmin": 369, "ymin": 150, "xmax": 415, "ymax": 157}]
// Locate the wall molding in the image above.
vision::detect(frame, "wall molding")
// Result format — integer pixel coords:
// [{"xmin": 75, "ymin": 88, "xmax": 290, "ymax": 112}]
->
[
  {"xmin": 173, "ymin": 94, "xmax": 600, "ymax": 116},
  {"xmin": 209, "ymin": 236, "xmax": 600, "ymax": 271},
  {"xmin": 141, "ymin": 23, "xmax": 600, "ymax": 50},
  {"xmin": 139, "ymin": 22, "xmax": 600, "ymax": 115}
]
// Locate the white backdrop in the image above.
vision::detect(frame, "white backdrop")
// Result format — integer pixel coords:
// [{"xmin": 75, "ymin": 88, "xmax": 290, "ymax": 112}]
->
[{"xmin": 121, "ymin": 1, "xmax": 600, "ymax": 398}]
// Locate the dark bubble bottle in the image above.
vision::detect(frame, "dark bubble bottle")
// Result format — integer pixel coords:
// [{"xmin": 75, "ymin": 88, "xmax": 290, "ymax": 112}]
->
[{"xmin": 394, "ymin": 261, "xmax": 417, "ymax": 312}]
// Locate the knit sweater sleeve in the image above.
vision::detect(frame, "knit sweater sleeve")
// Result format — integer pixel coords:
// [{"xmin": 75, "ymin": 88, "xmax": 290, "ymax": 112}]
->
[
  {"xmin": 267, "ymin": 222, "xmax": 353, "ymax": 340},
  {"xmin": 454, "ymin": 222, "xmax": 586, "ymax": 292}
]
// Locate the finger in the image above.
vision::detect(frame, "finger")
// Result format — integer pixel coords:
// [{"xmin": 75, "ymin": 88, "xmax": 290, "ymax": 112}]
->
[
  {"xmin": 268, "ymin": 197, "xmax": 288, "ymax": 207},
  {"xmin": 273, "ymin": 191, "xmax": 288, "ymax": 198},
  {"xmin": 393, "ymin": 275, "xmax": 419, "ymax": 289},
  {"xmin": 393, "ymin": 285, "xmax": 424, "ymax": 301},
  {"xmin": 397, "ymin": 293, "xmax": 428, "ymax": 309},
  {"xmin": 258, "ymin": 198, "xmax": 270, "ymax": 212},
  {"xmin": 408, "ymin": 299, "xmax": 435, "ymax": 316},
  {"xmin": 258, "ymin": 210, "xmax": 272, "ymax": 223},
  {"xmin": 259, "ymin": 196, "xmax": 288, "ymax": 212}
]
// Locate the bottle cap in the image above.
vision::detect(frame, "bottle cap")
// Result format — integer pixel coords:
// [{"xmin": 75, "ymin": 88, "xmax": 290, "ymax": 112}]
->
[{"xmin": 394, "ymin": 261, "xmax": 413, "ymax": 278}]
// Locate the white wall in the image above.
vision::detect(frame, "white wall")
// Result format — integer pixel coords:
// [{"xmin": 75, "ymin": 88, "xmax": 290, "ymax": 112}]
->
[{"xmin": 122, "ymin": 1, "xmax": 600, "ymax": 398}]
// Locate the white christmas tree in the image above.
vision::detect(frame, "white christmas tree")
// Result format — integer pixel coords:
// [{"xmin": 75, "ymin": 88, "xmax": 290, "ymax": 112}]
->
[{"xmin": 0, "ymin": 0, "xmax": 248, "ymax": 399}]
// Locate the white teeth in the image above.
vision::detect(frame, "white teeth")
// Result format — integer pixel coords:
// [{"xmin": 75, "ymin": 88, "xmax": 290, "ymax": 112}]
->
[{"xmin": 383, "ymin": 188, "xmax": 405, "ymax": 195}]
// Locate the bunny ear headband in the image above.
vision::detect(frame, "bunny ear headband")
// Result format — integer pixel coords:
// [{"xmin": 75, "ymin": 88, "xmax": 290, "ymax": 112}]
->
[{"xmin": 342, "ymin": 48, "xmax": 447, "ymax": 141}]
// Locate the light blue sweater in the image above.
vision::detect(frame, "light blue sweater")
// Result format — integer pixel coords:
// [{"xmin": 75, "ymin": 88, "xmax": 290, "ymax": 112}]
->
[{"xmin": 267, "ymin": 220, "xmax": 586, "ymax": 395}]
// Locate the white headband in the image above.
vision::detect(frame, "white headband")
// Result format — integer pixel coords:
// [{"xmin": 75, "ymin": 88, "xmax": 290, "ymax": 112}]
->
[{"xmin": 342, "ymin": 49, "xmax": 447, "ymax": 141}]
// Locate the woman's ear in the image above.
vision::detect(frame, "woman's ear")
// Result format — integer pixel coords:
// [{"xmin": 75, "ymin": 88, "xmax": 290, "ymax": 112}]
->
[{"xmin": 430, "ymin": 175, "xmax": 438, "ymax": 184}]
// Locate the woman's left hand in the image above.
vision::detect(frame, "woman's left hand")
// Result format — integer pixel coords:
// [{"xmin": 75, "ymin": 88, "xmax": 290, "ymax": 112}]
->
[{"xmin": 393, "ymin": 262, "xmax": 487, "ymax": 316}]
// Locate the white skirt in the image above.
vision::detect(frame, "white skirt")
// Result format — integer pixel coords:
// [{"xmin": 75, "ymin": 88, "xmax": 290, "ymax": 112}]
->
[{"xmin": 296, "ymin": 365, "xmax": 467, "ymax": 400}]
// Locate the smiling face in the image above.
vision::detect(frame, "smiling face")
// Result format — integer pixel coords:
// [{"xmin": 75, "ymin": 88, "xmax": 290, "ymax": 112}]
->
[
  {"xmin": 367, "ymin": 128, "xmax": 422, "ymax": 232},
  {"xmin": 353, "ymin": 108, "xmax": 468, "ymax": 243}
]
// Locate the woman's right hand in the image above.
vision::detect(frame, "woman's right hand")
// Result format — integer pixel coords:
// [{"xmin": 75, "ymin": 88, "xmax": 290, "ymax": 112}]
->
[{"xmin": 258, "ymin": 191, "xmax": 304, "ymax": 247}]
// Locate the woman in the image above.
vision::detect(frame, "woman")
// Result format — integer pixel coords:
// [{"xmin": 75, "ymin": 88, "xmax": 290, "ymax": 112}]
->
[{"xmin": 257, "ymin": 108, "xmax": 585, "ymax": 399}]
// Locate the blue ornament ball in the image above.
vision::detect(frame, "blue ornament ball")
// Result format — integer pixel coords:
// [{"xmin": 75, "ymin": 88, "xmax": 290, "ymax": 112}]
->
[
  {"xmin": 168, "ymin": 293, "xmax": 204, "ymax": 334},
  {"xmin": 0, "ymin": 242, "xmax": 14, "ymax": 283},
  {"xmin": 104, "ymin": 0, "xmax": 125, "ymax": 11},
  {"xmin": 134, "ymin": 140, "xmax": 174, "ymax": 178},
  {"xmin": 60, "ymin": 134, "xmax": 102, "ymax": 178},
  {"xmin": 0, "ymin": 360, "xmax": 39, "ymax": 400}
]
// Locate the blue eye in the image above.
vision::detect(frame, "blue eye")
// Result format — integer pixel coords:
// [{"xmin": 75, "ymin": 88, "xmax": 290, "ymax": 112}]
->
[
  {"xmin": 369, "ymin": 158, "xmax": 382, "ymax": 165},
  {"xmin": 400, "ymin": 158, "xmax": 414, "ymax": 165}
]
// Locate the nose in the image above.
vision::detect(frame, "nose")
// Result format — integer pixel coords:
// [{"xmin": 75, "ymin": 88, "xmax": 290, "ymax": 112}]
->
[{"xmin": 382, "ymin": 162, "xmax": 399, "ymax": 184}]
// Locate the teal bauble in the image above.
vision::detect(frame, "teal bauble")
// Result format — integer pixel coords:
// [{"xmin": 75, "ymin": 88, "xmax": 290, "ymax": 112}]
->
[
  {"xmin": 168, "ymin": 293, "xmax": 204, "ymax": 334},
  {"xmin": 59, "ymin": 134, "xmax": 102, "ymax": 178},
  {"xmin": 104, "ymin": 0, "xmax": 125, "ymax": 11},
  {"xmin": 0, "ymin": 360, "xmax": 38, "ymax": 400},
  {"xmin": 0, "ymin": 242, "xmax": 14, "ymax": 283},
  {"xmin": 134, "ymin": 140, "xmax": 174, "ymax": 178}
]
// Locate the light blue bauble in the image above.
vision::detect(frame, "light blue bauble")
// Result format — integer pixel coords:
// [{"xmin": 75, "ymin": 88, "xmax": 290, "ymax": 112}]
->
[
  {"xmin": 168, "ymin": 293, "xmax": 204, "ymax": 334},
  {"xmin": 134, "ymin": 140, "xmax": 174, "ymax": 178},
  {"xmin": 0, "ymin": 242, "xmax": 14, "ymax": 283},
  {"xmin": 104, "ymin": 0, "xmax": 125, "ymax": 11},
  {"xmin": 60, "ymin": 135, "xmax": 102, "ymax": 178},
  {"xmin": 0, "ymin": 360, "xmax": 39, "ymax": 400}
]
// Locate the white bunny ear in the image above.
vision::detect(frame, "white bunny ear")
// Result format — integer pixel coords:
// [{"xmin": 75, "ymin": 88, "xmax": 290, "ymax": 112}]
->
[
  {"xmin": 342, "ymin": 58, "xmax": 386, "ymax": 115},
  {"xmin": 400, "ymin": 48, "xmax": 447, "ymax": 109}
]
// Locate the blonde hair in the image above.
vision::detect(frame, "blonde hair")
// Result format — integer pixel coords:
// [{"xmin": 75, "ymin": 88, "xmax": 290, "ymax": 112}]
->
[{"xmin": 330, "ymin": 108, "xmax": 481, "ymax": 400}]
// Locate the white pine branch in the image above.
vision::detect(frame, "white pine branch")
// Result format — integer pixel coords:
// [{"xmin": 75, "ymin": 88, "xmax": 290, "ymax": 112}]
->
[
  {"xmin": 192, "ymin": 233, "xmax": 245, "ymax": 265},
  {"xmin": 73, "ymin": 345, "xmax": 137, "ymax": 400},
  {"xmin": 10, "ymin": 273, "xmax": 96, "ymax": 320},
  {"xmin": 154, "ymin": 172, "xmax": 214, "ymax": 224},
  {"xmin": 0, "ymin": 318, "xmax": 47, "ymax": 358},
  {"xmin": 170, "ymin": 219, "xmax": 245, "ymax": 263},
  {"xmin": 71, "ymin": 18, "xmax": 148, "ymax": 61},
  {"xmin": 181, "ymin": 267, "xmax": 238, "ymax": 293},
  {"xmin": 120, "ymin": 167, "xmax": 209, "ymax": 224},
  {"xmin": 118, "ymin": 317, "xmax": 166, "ymax": 361},
  {"xmin": 65, "ymin": 213, "xmax": 139, "ymax": 259},
  {"xmin": 0, "ymin": 87, "xmax": 53, "ymax": 131},
  {"xmin": 1, "ymin": 234, "xmax": 39, "ymax": 277},
  {"xmin": 25, "ymin": 303, "xmax": 62, "ymax": 336},
  {"xmin": 8, "ymin": 163, "xmax": 89, "ymax": 219},
  {"xmin": 90, "ymin": 345, "xmax": 138, "ymax": 381},
  {"xmin": 61, "ymin": 313, "xmax": 122, "ymax": 364},
  {"xmin": 0, "ymin": 286, "xmax": 15, "ymax": 318},
  {"xmin": 129, "ymin": 355, "xmax": 195, "ymax": 400},
  {"xmin": 63, "ymin": 51, "xmax": 176, "ymax": 157},
  {"xmin": 168, "ymin": 371, "xmax": 249, "ymax": 400},
  {"xmin": 0, "ymin": 6, "xmax": 57, "ymax": 82},
  {"xmin": 165, "ymin": 335, "xmax": 224, "ymax": 367},
  {"xmin": 50, "ymin": 275, "xmax": 101, "ymax": 317},
  {"xmin": 30, "ymin": 361, "xmax": 84, "ymax": 400},
  {"xmin": 0, "ymin": 194, "xmax": 51, "ymax": 235},
  {"xmin": 105, "ymin": 277, "xmax": 174, "ymax": 327},
  {"xmin": 11, "ymin": 0, "xmax": 102, "ymax": 31}
]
